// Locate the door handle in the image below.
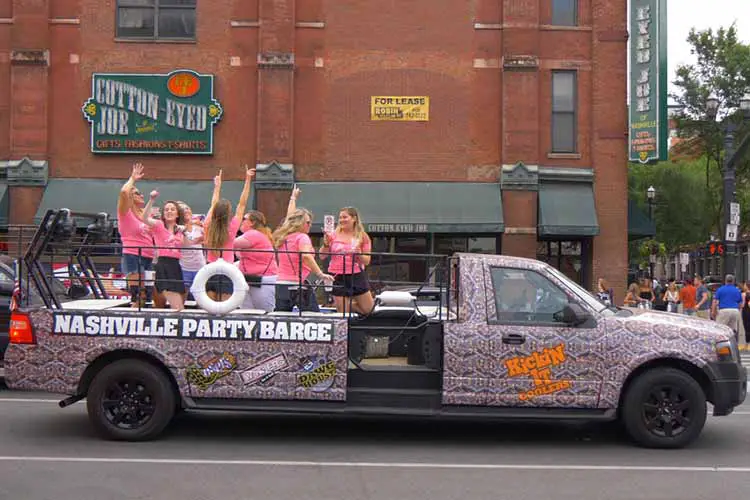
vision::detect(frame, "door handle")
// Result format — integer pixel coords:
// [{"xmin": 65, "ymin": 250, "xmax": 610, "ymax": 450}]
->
[{"xmin": 502, "ymin": 333, "xmax": 525, "ymax": 345}]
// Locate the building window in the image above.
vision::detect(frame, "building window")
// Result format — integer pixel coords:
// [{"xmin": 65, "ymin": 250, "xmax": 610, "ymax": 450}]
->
[
  {"xmin": 116, "ymin": 0, "xmax": 196, "ymax": 40},
  {"xmin": 434, "ymin": 236, "xmax": 498, "ymax": 256},
  {"xmin": 536, "ymin": 240, "xmax": 583, "ymax": 285},
  {"xmin": 551, "ymin": 0, "xmax": 577, "ymax": 26},
  {"xmin": 551, "ymin": 71, "xmax": 577, "ymax": 153}
]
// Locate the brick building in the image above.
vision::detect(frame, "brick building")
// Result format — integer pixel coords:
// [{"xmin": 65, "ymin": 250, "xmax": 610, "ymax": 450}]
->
[{"xmin": 0, "ymin": 0, "xmax": 629, "ymax": 294}]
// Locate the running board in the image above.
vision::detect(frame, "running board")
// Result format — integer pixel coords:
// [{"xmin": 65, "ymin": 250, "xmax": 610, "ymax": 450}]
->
[{"xmin": 184, "ymin": 396, "xmax": 617, "ymax": 421}]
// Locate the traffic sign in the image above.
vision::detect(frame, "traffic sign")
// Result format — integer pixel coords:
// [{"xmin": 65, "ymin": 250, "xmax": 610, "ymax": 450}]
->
[
  {"xmin": 730, "ymin": 202, "xmax": 741, "ymax": 225},
  {"xmin": 726, "ymin": 224, "xmax": 739, "ymax": 242}
]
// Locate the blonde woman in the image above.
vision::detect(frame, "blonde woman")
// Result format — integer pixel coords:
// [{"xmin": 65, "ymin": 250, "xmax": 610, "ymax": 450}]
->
[
  {"xmin": 274, "ymin": 187, "xmax": 333, "ymax": 312},
  {"xmin": 234, "ymin": 210, "xmax": 278, "ymax": 312},
  {"xmin": 319, "ymin": 206, "xmax": 374, "ymax": 315},
  {"xmin": 663, "ymin": 280, "xmax": 680, "ymax": 313},
  {"xmin": 203, "ymin": 167, "xmax": 253, "ymax": 302},
  {"xmin": 624, "ymin": 282, "xmax": 641, "ymax": 307}
]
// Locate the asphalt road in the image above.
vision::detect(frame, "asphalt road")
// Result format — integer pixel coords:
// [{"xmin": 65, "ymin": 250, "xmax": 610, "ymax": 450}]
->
[{"xmin": 0, "ymin": 380, "xmax": 749, "ymax": 500}]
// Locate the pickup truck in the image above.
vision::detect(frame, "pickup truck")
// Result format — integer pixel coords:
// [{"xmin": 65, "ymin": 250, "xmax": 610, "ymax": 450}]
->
[{"xmin": 4, "ymin": 209, "xmax": 747, "ymax": 449}]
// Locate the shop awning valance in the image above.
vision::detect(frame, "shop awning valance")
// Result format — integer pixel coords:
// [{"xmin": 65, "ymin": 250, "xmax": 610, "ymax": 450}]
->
[
  {"xmin": 537, "ymin": 181, "xmax": 600, "ymax": 237},
  {"xmin": 627, "ymin": 199, "xmax": 656, "ymax": 240},
  {"xmin": 35, "ymin": 178, "xmax": 253, "ymax": 223},
  {"xmin": 295, "ymin": 181, "xmax": 504, "ymax": 233}
]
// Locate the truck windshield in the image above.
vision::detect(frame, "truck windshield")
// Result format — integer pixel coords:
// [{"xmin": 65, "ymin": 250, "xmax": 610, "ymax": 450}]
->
[{"xmin": 545, "ymin": 266, "xmax": 615, "ymax": 316}]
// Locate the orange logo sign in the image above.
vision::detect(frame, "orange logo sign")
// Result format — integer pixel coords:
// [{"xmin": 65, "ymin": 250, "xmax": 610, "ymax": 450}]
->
[
  {"xmin": 504, "ymin": 343, "xmax": 572, "ymax": 401},
  {"xmin": 167, "ymin": 72, "xmax": 201, "ymax": 98}
]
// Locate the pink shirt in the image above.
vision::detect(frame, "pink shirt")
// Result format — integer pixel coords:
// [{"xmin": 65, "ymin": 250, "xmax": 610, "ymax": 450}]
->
[
  {"xmin": 326, "ymin": 232, "xmax": 371, "ymax": 275},
  {"xmin": 277, "ymin": 232, "xmax": 313, "ymax": 282},
  {"xmin": 150, "ymin": 221, "xmax": 183, "ymax": 260},
  {"xmin": 205, "ymin": 215, "xmax": 241, "ymax": 263},
  {"xmin": 234, "ymin": 230, "xmax": 278, "ymax": 276},
  {"xmin": 118, "ymin": 209, "xmax": 155, "ymax": 259}
]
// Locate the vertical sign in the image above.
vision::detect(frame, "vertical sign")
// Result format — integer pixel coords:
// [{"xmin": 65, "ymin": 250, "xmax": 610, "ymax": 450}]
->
[{"xmin": 628, "ymin": 0, "xmax": 668, "ymax": 164}]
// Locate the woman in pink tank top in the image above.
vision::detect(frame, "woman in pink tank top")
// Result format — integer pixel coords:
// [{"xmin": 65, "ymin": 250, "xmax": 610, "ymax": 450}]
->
[
  {"xmin": 319, "ymin": 206, "xmax": 374, "ymax": 315},
  {"xmin": 117, "ymin": 162, "xmax": 156, "ymax": 307},
  {"xmin": 202, "ymin": 167, "xmax": 253, "ymax": 302},
  {"xmin": 273, "ymin": 186, "xmax": 333, "ymax": 312}
]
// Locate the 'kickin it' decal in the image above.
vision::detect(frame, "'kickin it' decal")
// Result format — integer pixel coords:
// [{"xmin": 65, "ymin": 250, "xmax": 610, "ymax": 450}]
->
[
  {"xmin": 504, "ymin": 343, "xmax": 571, "ymax": 401},
  {"xmin": 186, "ymin": 352, "xmax": 238, "ymax": 390},
  {"xmin": 240, "ymin": 353, "xmax": 290, "ymax": 386},
  {"xmin": 297, "ymin": 355, "xmax": 336, "ymax": 392}
]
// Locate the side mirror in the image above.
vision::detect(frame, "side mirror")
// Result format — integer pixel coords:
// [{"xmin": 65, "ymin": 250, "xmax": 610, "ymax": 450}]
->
[{"xmin": 554, "ymin": 303, "xmax": 592, "ymax": 326}]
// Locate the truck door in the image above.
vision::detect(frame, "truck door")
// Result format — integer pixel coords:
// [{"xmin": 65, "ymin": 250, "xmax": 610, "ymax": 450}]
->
[{"xmin": 483, "ymin": 265, "xmax": 605, "ymax": 408}]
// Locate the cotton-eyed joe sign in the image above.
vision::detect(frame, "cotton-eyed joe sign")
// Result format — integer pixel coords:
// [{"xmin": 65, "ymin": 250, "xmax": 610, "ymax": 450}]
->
[
  {"xmin": 371, "ymin": 96, "xmax": 429, "ymax": 121},
  {"xmin": 81, "ymin": 69, "xmax": 224, "ymax": 155}
]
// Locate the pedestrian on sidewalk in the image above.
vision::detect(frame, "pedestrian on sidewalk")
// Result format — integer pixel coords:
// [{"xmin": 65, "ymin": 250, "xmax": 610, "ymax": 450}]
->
[
  {"xmin": 694, "ymin": 276, "xmax": 711, "ymax": 319},
  {"xmin": 741, "ymin": 281, "xmax": 750, "ymax": 344},
  {"xmin": 680, "ymin": 278, "xmax": 697, "ymax": 316},
  {"xmin": 712, "ymin": 274, "xmax": 743, "ymax": 342},
  {"xmin": 663, "ymin": 280, "xmax": 679, "ymax": 313}
]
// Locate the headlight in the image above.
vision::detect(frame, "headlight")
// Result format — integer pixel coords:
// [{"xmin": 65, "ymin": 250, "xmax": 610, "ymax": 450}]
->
[{"xmin": 715, "ymin": 339, "xmax": 738, "ymax": 362}]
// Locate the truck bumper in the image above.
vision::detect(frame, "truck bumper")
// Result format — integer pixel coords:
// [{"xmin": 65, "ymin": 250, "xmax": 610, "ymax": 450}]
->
[{"xmin": 704, "ymin": 361, "xmax": 747, "ymax": 416}]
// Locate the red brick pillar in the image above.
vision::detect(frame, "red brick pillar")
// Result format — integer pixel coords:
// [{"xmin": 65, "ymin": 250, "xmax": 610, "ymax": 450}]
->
[
  {"xmin": 8, "ymin": 0, "xmax": 50, "ymax": 224},
  {"xmin": 256, "ymin": 0, "xmax": 296, "ymax": 220}
]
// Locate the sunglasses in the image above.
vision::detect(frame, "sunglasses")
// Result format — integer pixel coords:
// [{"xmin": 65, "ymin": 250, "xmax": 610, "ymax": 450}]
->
[{"xmin": 133, "ymin": 191, "xmax": 143, "ymax": 196}]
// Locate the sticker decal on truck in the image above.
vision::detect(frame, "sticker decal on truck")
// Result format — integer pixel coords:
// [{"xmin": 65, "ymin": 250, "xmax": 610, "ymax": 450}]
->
[
  {"xmin": 504, "ymin": 343, "xmax": 572, "ymax": 401},
  {"xmin": 51, "ymin": 311, "xmax": 335, "ymax": 344}
]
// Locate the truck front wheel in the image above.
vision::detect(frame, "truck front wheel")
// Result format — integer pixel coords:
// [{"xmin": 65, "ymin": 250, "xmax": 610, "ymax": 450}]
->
[
  {"xmin": 86, "ymin": 359, "xmax": 176, "ymax": 441},
  {"xmin": 621, "ymin": 367, "xmax": 707, "ymax": 449}
]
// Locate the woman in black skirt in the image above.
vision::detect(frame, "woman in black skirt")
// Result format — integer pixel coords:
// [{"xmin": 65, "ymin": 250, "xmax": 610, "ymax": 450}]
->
[
  {"xmin": 140, "ymin": 190, "xmax": 187, "ymax": 310},
  {"xmin": 319, "ymin": 206, "xmax": 374, "ymax": 315}
]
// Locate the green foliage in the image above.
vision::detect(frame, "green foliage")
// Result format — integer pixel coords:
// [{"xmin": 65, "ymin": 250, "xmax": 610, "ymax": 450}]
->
[{"xmin": 629, "ymin": 157, "xmax": 718, "ymax": 251}]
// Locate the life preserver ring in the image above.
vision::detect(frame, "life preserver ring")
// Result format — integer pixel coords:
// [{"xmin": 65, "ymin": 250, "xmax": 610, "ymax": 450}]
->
[{"xmin": 190, "ymin": 258, "xmax": 249, "ymax": 315}]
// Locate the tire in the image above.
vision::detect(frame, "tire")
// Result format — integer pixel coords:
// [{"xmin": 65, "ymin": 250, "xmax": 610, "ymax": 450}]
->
[
  {"xmin": 621, "ymin": 367, "xmax": 707, "ymax": 449},
  {"xmin": 86, "ymin": 359, "xmax": 176, "ymax": 441}
]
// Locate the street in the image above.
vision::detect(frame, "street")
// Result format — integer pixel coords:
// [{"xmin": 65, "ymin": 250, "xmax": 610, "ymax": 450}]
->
[{"xmin": 1, "ymin": 371, "xmax": 750, "ymax": 500}]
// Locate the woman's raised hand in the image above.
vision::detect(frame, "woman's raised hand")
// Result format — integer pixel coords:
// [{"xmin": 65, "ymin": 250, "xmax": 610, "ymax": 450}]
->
[
  {"xmin": 246, "ymin": 165, "xmax": 255, "ymax": 180},
  {"xmin": 214, "ymin": 169, "xmax": 223, "ymax": 187},
  {"xmin": 131, "ymin": 162, "xmax": 145, "ymax": 181},
  {"xmin": 291, "ymin": 185, "xmax": 301, "ymax": 200},
  {"xmin": 149, "ymin": 190, "xmax": 159, "ymax": 200}
]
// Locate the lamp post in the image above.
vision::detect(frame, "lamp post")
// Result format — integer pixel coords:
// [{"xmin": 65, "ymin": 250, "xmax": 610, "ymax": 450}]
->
[
  {"xmin": 706, "ymin": 93, "xmax": 750, "ymax": 277},
  {"xmin": 647, "ymin": 185, "xmax": 656, "ymax": 279}
]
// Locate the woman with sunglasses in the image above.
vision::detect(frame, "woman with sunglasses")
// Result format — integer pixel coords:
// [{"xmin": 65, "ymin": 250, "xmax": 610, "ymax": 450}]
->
[
  {"xmin": 272, "ymin": 186, "xmax": 333, "ymax": 312},
  {"xmin": 117, "ymin": 162, "xmax": 156, "ymax": 307}
]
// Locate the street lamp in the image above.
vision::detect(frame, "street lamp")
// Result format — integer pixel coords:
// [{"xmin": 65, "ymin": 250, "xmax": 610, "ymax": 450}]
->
[
  {"xmin": 647, "ymin": 185, "xmax": 656, "ymax": 279},
  {"xmin": 709, "ymin": 92, "xmax": 750, "ymax": 277}
]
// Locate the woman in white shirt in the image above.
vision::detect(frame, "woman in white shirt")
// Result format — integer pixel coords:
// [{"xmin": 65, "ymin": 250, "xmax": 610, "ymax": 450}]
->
[{"xmin": 178, "ymin": 202, "xmax": 206, "ymax": 299}]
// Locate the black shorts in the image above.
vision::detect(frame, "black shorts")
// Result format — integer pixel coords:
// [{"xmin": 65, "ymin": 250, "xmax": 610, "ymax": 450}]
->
[
  {"xmin": 154, "ymin": 257, "xmax": 186, "ymax": 294},
  {"xmin": 206, "ymin": 274, "xmax": 234, "ymax": 295},
  {"xmin": 332, "ymin": 271, "xmax": 370, "ymax": 297}
]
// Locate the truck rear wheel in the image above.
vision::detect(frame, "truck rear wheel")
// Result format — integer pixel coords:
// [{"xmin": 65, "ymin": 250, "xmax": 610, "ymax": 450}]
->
[
  {"xmin": 621, "ymin": 367, "xmax": 707, "ymax": 449},
  {"xmin": 86, "ymin": 359, "xmax": 176, "ymax": 441}
]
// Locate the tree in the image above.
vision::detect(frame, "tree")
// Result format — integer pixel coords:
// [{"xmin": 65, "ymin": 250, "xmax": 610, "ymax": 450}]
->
[{"xmin": 670, "ymin": 23, "xmax": 750, "ymax": 234}]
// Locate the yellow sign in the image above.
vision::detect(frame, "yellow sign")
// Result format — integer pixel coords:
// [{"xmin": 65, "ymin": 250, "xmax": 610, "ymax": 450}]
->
[{"xmin": 371, "ymin": 96, "xmax": 429, "ymax": 121}]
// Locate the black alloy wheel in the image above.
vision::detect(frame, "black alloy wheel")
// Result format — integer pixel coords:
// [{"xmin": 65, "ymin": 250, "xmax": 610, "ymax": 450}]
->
[
  {"xmin": 101, "ymin": 378, "xmax": 155, "ymax": 430},
  {"xmin": 622, "ymin": 367, "xmax": 707, "ymax": 449},
  {"xmin": 87, "ymin": 359, "xmax": 176, "ymax": 441}
]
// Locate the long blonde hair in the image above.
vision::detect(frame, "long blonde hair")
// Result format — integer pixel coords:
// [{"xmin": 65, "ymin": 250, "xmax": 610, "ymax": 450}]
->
[
  {"xmin": 205, "ymin": 198, "xmax": 232, "ymax": 258},
  {"xmin": 273, "ymin": 208, "xmax": 311, "ymax": 248},
  {"xmin": 335, "ymin": 206, "xmax": 368, "ymax": 244}
]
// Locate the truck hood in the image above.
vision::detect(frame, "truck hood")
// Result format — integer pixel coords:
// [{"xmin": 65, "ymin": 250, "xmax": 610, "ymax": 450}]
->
[{"xmin": 618, "ymin": 308, "xmax": 734, "ymax": 342}]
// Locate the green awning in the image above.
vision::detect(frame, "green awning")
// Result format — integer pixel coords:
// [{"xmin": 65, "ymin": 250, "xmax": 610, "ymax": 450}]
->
[
  {"xmin": 628, "ymin": 199, "xmax": 656, "ymax": 240},
  {"xmin": 538, "ymin": 182, "xmax": 600, "ymax": 237},
  {"xmin": 295, "ymin": 182, "xmax": 504, "ymax": 233},
  {"xmin": 35, "ymin": 178, "xmax": 253, "ymax": 223}
]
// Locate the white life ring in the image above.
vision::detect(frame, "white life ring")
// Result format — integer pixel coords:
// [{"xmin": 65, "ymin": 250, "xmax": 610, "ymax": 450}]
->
[{"xmin": 190, "ymin": 258, "xmax": 249, "ymax": 315}]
